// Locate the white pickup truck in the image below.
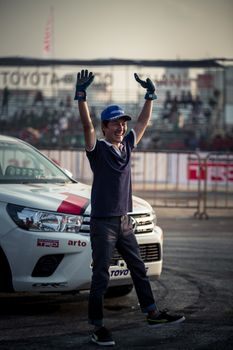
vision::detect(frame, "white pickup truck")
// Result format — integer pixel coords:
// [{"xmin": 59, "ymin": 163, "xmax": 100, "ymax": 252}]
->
[{"xmin": 0, "ymin": 134, "xmax": 163, "ymax": 296}]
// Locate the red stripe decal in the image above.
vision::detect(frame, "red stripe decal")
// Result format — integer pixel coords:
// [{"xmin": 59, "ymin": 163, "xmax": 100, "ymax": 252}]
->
[{"xmin": 57, "ymin": 193, "xmax": 89, "ymax": 215}]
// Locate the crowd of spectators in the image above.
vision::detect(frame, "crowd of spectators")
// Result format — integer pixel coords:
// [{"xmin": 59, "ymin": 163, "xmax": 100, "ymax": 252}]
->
[
  {"xmin": 143, "ymin": 89, "xmax": 233, "ymax": 151},
  {"xmin": 0, "ymin": 89, "xmax": 100, "ymax": 148},
  {"xmin": 1, "ymin": 88, "xmax": 233, "ymax": 152}
]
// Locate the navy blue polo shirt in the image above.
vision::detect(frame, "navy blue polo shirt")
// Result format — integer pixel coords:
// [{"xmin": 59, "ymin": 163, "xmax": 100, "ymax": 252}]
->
[{"xmin": 86, "ymin": 130, "xmax": 136, "ymax": 217}]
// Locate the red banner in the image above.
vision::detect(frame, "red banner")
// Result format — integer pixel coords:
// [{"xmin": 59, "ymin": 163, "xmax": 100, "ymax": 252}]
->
[{"xmin": 188, "ymin": 161, "xmax": 233, "ymax": 182}]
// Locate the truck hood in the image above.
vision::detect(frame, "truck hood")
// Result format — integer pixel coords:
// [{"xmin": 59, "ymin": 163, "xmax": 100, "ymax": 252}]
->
[
  {"xmin": 0, "ymin": 182, "xmax": 91, "ymax": 215},
  {"xmin": 0, "ymin": 182, "xmax": 153, "ymax": 216}
]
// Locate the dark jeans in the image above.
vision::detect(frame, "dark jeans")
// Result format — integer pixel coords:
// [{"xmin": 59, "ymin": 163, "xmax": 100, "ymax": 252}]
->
[{"xmin": 88, "ymin": 215, "xmax": 157, "ymax": 327}]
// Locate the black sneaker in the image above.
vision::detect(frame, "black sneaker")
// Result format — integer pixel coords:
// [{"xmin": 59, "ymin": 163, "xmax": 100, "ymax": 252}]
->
[
  {"xmin": 91, "ymin": 326, "xmax": 115, "ymax": 346},
  {"xmin": 147, "ymin": 310, "xmax": 185, "ymax": 327}
]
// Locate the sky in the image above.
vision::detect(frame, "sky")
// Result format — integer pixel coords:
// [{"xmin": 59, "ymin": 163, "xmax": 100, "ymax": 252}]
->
[{"xmin": 0, "ymin": 0, "xmax": 233, "ymax": 61}]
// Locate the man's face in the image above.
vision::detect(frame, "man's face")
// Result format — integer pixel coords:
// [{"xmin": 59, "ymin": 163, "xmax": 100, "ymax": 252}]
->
[{"xmin": 103, "ymin": 118, "xmax": 128, "ymax": 145}]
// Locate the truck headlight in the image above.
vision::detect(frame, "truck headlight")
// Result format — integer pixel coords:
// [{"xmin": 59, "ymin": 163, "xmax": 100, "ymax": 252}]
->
[{"xmin": 7, "ymin": 204, "xmax": 83, "ymax": 233}]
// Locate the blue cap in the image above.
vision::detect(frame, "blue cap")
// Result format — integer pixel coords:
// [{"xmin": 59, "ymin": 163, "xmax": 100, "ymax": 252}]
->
[{"xmin": 101, "ymin": 105, "xmax": 132, "ymax": 122}]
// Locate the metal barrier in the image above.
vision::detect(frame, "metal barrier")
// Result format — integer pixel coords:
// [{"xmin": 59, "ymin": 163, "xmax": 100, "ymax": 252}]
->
[
  {"xmin": 201, "ymin": 152, "xmax": 233, "ymax": 219},
  {"xmin": 131, "ymin": 151, "xmax": 202, "ymax": 218},
  {"xmin": 41, "ymin": 149, "xmax": 233, "ymax": 219}
]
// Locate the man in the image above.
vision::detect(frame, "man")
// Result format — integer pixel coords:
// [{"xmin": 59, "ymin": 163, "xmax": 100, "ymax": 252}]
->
[{"xmin": 74, "ymin": 69, "xmax": 185, "ymax": 347}]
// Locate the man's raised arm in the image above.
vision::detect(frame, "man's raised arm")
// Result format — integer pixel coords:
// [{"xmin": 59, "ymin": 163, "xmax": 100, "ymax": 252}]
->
[
  {"xmin": 74, "ymin": 69, "xmax": 96, "ymax": 151},
  {"xmin": 133, "ymin": 73, "xmax": 157, "ymax": 144}
]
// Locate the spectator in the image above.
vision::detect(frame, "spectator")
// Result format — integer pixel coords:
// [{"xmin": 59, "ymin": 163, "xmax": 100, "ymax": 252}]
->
[{"xmin": 1, "ymin": 86, "xmax": 10, "ymax": 116}]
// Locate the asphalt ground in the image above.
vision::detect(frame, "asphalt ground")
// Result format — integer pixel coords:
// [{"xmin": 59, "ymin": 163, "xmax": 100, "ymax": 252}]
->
[{"xmin": 0, "ymin": 208, "xmax": 233, "ymax": 349}]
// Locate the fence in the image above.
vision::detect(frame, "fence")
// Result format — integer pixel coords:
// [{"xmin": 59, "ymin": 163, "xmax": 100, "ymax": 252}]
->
[
  {"xmin": 42, "ymin": 149, "xmax": 233, "ymax": 219},
  {"xmin": 201, "ymin": 152, "xmax": 233, "ymax": 219},
  {"xmin": 130, "ymin": 151, "xmax": 202, "ymax": 217}
]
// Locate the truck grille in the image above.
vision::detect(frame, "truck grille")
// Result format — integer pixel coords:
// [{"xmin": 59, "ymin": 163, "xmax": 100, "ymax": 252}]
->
[
  {"xmin": 130, "ymin": 212, "xmax": 154, "ymax": 234},
  {"xmin": 110, "ymin": 243, "xmax": 161, "ymax": 266},
  {"xmin": 80, "ymin": 212, "xmax": 155, "ymax": 236}
]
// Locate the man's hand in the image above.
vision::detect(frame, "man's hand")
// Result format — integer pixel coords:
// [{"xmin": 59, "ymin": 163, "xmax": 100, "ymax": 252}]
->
[
  {"xmin": 74, "ymin": 69, "xmax": 95, "ymax": 101},
  {"xmin": 134, "ymin": 73, "xmax": 157, "ymax": 100}
]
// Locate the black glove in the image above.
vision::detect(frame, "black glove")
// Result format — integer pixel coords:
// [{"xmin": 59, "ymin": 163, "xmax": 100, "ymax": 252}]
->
[
  {"xmin": 134, "ymin": 73, "xmax": 157, "ymax": 100},
  {"xmin": 74, "ymin": 69, "xmax": 95, "ymax": 101}
]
